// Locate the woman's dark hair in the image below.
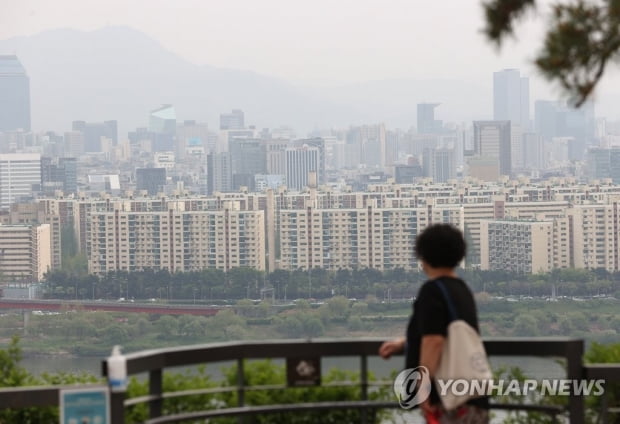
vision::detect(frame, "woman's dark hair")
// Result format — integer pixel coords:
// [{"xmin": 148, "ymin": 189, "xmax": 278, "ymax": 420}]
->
[{"xmin": 414, "ymin": 223, "xmax": 466, "ymax": 268}]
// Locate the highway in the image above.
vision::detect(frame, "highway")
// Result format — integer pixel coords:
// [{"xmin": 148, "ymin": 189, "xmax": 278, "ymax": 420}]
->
[{"xmin": 0, "ymin": 298, "xmax": 224, "ymax": 316}]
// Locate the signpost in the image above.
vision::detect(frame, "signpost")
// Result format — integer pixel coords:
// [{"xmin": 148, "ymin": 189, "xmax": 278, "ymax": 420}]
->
[
  {"xmin": 60, "ymin": 387, "xmax": 110, "ymax": 424},
  {"xmin": 286, "ymin": 357, "xmax": 321, "ymax": 387}
]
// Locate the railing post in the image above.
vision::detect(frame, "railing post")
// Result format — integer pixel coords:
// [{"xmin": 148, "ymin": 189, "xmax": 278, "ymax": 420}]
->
[
  {"xmin": 110, "ymin": 390, "xmax": 125, "ymax": 424},
  {"xmin": 566, "ymin": 339, "xmax": 585, "ymax": 424},
  {"xmin": 237, "ymin": 358, "xmax": 245, "ymax": 424},
  {"xmin": 149, "ymin": 368, "xmax": 163, "ymax": 419},
  {"xmin": 361, "ymin": 354, "xmax": 368, "ymax": 424}
]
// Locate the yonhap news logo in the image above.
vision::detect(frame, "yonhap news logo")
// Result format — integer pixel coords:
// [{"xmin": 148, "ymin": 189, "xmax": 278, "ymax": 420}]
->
[
  {"xmin": 393, "ymin": 366, "xmax": 432, "ymax": 409},
  {"xmin": 393, "ymin": 368, "xmax": 606, "ymax": 409}
]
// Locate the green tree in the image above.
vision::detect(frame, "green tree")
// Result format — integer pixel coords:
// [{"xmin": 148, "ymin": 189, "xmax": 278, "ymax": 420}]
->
[{"xmin": 514, "ymin": 314, "xmax": 539, "ymax": 336}]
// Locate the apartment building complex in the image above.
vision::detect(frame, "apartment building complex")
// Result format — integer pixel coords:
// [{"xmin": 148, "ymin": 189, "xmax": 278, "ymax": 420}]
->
[
  {"xmin": 87, "ymin": 201, "xmax": 264, "ymax": 274},
  {"xmin": 29, "ymin": 178, "xmax": 620, "ymax": 274}
]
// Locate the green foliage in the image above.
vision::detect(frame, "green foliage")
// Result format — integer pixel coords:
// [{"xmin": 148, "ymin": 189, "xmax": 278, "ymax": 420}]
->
[
  {"xmin": 493, "ymin": 366, "xmax": 566, "ymax": 423},
  {"xmin": 125, "ymin": 366, "xmax": 218, "ymax": 424},
  {"xmin": 584, "ymin": 342, "xmax": 620, "ymax": 423},
  {"xmin": 218, "ymin": 360, "xmax": 389, "ymax": 424},
  {"xmin": 0, "ymin": 336, "xmax": 104, "ymax": 424}
]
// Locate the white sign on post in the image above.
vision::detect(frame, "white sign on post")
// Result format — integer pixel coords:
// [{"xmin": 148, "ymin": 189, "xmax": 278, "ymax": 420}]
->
[{"xmin": 59, "ymin": 386, "xmax": 110, "ymax": 424}]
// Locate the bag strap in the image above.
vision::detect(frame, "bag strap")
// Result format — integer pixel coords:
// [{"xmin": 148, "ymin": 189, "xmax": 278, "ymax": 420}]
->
[{"xmin": 435, "ymin": 279, "xmax": 458, "ymax": 321}]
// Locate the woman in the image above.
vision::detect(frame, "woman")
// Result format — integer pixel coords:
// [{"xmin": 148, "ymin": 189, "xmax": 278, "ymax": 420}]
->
[{"xmin": 379, "ymin": 223, "xmax": 489, "ymax": 423}]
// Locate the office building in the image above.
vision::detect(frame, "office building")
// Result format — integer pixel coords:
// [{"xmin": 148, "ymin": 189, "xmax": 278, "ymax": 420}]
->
[
  {"xmin": 0, "ymin": 153, "xmax": 41, "ymax": 210},
  {"xmin": 41, "ymin": 157, "xmax": 78, "ymax": 195},
  {"xmin": 493, "ymin": 69, "xmax": 529, "ymax": 130},
  {"xmin": 291, "ymin": 138, "xmax": 326, "ymax": 184},
  {"xmin": 587, "ymin": 147, "xmax": 620, "ymax": 183},
  {"xmin": 285, "ymin": 145, "xmax": 320, "ymax": 190},
  {"xmin": 176, "ymin": 120, "xmax": 208, "ymax": 160},
  {"xmin": 220, "ymin": 109, "xmax": 245, "ymax": 130},
  {"xmin": 72, "ymin": 120, "xmax": 117, "ymax": 153},
  {"xmin": 0, "ymin": 223, "xmax": 51, "ymax": 283},
  {"xmin": 534, "ymin": 100, "xmax": 595, "ymax": 160},
  {"xmin": 0, "ymin": 56, "xmax": 30, "ymax": 132},
  {"xmin": 423, "ymin": 148, "xmax": 456, "ymax": 183},
  {"xmin": 417, "ymin": 103, "xmax": 442, "ymax": 134},
  {"xmin": 136, "ymin": 168, "xmax": 167, "ymax": 195},
  {"xmin": 207, "ymin": 152, "xmax": 233, "ymax": 194},
  {"xmin": 472, "ymin": 121, "xmax": 512, "ymax": 179},
  {"xmin": 229, "ymin": 138, "xmax": 266, "ymax": 190},
  {"xmin": 149, "ymin": 105, "xmax": 176, "ymax": 151}
]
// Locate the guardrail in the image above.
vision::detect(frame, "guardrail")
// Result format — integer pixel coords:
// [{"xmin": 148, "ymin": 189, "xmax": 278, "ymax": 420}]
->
[{"xmin": 1, "ymin": 337, "xmax": 619, "ymax": 423}]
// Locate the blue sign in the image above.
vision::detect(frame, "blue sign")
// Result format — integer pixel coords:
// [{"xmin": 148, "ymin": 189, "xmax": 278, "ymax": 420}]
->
[{"xmin": 60, "ymin": 387, "xmax": 110, "ymax": 424}]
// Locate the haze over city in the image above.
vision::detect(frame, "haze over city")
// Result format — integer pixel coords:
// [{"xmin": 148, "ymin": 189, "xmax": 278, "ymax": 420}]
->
[{"xmin": 2, "ymin": 0, "xmax": 620, "ymax": 133}]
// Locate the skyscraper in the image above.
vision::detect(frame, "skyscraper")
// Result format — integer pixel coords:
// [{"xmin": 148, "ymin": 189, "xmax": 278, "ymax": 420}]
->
[
  {"xmin": 285, "ymin": 145, "xmax": 320, "ymax": 190},
  {"xmin": 0, "ymin": 153, "xmax": 41, "ymax": 210},
  {"xmin": 493, "ymin": 69, "xmax": 529, "ymax": 130},
  {"xmin": 229, "ymin": 138, "xmax": 266, "ymax": 191},
  {"xmin": 207, "ymin": 152, "xmax": 233, "ymax": 194},
  {"xmin": 0, "ymin": 56, "xmax": 31, "ymax": 132},
  {"xmin": 417, "ymin": 103, "xmax": 442, "ymax": 134},
  {"xmin": 149, "ymin": 105, "xmax": 176, "ymax": 151}
]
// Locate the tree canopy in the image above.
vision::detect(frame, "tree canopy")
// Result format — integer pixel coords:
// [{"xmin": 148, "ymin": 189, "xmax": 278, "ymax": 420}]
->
[{"xmin": 483, "ymin": 0, "xmax": 620, "ymax": 106}]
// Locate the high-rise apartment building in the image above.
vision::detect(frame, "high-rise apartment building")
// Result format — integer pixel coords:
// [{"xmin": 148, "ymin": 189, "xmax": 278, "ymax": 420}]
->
[
  {"xmin": 0, "ymin": 56, "xmax": 30, "ymax": 132},
  {"xmin": 0, "ymin": 153, "xmax": 41, "ymax": 210},
  {"xmin": 219, "ymin": 109, "xmax": 245, "ymax": 130},
  {"xmin": 279, "ymin": 204, "xmax": 463, "ymax": 271},
  {"xmin": 86, "ymin": 202, "xmax": 264, "ymax": 273},
  {"xmin": 0, "ymin": 223, "xmax": 51, "ymax": 283},
  {"xmin": 493, "ymin": 69, "xmax": 529, "ymax": 130},
  {"xmin": 480, "ymin": 220, "xmax": 554, "ymax": 273}
]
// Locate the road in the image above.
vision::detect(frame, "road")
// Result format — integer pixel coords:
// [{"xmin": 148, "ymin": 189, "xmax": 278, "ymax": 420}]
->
[{"xmin": 0, "ymin": 298, "xmax": 224, "ymax": 316}]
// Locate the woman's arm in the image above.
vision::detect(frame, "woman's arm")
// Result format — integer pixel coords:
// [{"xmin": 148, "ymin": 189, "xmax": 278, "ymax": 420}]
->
[
  {"xmin": 419, "ymin": 334, "xmax": 445, "ymax": 376},
  {"xmin": 378, "ymin": 337, "xmax": 406, "ymax": 359}
]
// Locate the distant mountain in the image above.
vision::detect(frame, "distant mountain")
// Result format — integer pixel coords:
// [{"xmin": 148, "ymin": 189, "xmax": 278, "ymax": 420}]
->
[{"xmin": 0, "ymin": 26, "xmax": 490, "ymax": 135}]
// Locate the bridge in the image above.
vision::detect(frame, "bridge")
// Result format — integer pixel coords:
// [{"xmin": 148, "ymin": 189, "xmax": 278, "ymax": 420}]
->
[{"xmin": 0, "ymin": 298, "xmax": 224, "ymax": 316}]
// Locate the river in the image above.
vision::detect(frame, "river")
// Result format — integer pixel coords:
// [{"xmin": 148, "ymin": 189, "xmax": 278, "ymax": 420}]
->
[{"xmin": 22, "ymin": 353, "xmax": 565, "ymax": 382}]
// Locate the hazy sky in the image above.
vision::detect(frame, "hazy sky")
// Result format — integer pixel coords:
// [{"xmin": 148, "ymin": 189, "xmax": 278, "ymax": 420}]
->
[
  {"xmin": 2, "ymin": 0, "xmax": 620, "ymax": 115},
  {"xmin": 0, "ymin": 0, "xmax": 547, "ymax": 82}
]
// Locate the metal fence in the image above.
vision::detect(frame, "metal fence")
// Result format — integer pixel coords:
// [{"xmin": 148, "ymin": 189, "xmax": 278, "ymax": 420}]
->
[{"xmin": 1, "ymin": 337, "xmax": 620, "ymax": 423}]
